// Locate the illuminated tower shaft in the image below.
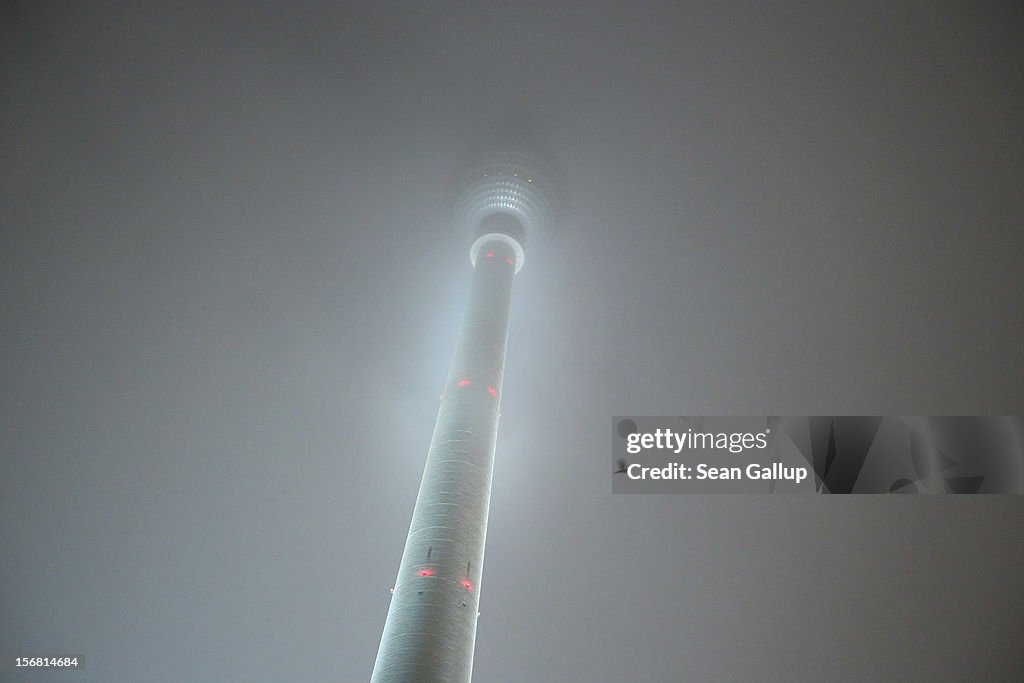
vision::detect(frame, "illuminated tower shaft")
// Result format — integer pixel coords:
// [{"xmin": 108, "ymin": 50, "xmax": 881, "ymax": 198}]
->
[
  {"xmin": 371, "ymin": 234, "xmax": 518, "ymax": 682},
  {"xmin": 373, "ymin": 151, "xmax": 557, "ymax": 681}
]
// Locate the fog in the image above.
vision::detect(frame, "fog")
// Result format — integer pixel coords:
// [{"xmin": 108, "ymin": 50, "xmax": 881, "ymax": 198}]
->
[{"xmin": 3, "ymin": 2, "xmax": 1022, "ymax": 680}]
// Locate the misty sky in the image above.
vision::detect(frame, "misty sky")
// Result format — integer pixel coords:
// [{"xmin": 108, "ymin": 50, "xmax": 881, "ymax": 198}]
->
[{"xmin": 2, "ymin": 2, "xmax": 1023, "ymax": 681}]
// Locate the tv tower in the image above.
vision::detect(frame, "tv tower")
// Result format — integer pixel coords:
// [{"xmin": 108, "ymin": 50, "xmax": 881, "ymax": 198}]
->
[{"xmin": 371, "ymin": 152, "xmax": 558, "ymax": 682}]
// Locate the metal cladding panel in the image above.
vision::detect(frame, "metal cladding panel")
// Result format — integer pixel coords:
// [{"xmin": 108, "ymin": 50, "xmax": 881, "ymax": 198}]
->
[{"xmin": 372, "ymin": 239, "xmax": 517, "ymax": 682}]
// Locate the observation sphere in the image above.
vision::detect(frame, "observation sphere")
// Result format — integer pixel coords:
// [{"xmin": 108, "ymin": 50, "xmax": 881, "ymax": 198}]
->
[{"xmin": 452, "ymin": 150, "xmax": 560, "ymax": 272}]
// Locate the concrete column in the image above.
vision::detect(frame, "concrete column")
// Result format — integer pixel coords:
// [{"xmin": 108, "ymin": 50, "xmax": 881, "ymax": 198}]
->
[{"xmin": 371, "ymin": 237, "xmax": 518, "ymax": 682}]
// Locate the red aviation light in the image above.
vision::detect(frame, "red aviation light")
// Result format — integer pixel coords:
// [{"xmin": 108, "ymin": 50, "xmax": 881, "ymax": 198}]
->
[
  {"xmin": 505, "ymin": 258, "xmax": 513, "ymax": 266},
  {"xmin": 460, "ymin": 578, "xmax": 473, "ymax": 591},
  {"xmin": 457, "ymin": 379, "xmax": 471, "ymax": 387},
  {"xmin": 484, "ymin": 251, "xmax": 495, "ymax": 258},
  {"xmin": 486, "ymin": 386, "xmax": 497, "ymax": 397},
  {"xmin": 418, "ymin": 568, "xmax": 434, "ymax": 577}
]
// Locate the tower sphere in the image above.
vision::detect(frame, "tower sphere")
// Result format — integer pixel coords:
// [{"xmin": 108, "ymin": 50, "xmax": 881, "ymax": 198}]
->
[{"xmin": 452, "ymin": 150, "xmax": 560, "ymax": 272}]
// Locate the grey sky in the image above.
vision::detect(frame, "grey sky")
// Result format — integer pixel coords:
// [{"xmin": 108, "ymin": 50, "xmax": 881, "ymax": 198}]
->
[{"xmin": 2, "ymin": 2, "xmax": 1023, "ymax": 681}]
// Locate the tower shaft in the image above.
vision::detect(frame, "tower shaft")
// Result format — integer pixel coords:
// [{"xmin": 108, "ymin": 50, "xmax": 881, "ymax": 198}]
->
[{"xmin": 372, "ymin": 237, "xmax": 518, "ymax": 682}]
